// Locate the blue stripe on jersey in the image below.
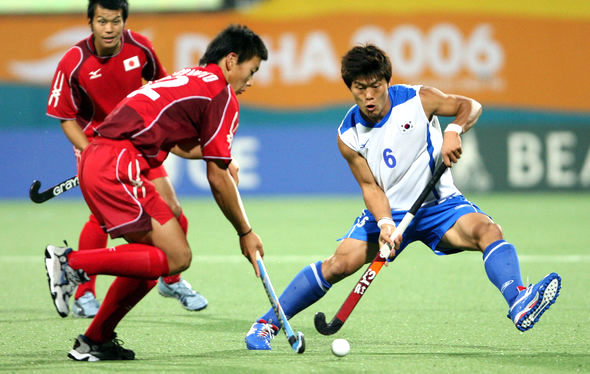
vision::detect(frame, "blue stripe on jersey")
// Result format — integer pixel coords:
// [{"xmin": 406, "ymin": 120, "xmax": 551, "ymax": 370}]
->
[
  {"xmin": 425, "ymin": 123, "xmax": 441, "ymax": 200},
  {"xmin": 338, "ymin": 105, "xmax": 361, "ymax": 135},
  {"xmin": 389, "ymin": 85, "xmax": 417, "ymax": 107},
  {"xmin": 338, "ymin": 85, "xmax": 417, "ymax": 134}
]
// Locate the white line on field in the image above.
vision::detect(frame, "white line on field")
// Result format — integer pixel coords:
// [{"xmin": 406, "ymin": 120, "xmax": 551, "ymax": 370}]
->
[{"xmin": 1, "ymin": 254, "xmax": 589, "ymax": 264}]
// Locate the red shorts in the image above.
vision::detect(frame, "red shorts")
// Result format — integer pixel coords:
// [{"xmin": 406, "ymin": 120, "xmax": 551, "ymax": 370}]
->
[
  {"xmin": 145, "ymin": 164, "xmax": 168, "ymax": 180},
  {"xmin": 75, "ymin": 143, "xmax": 168, "ymax": 181},
  {"xmin": 78, "ymin": 138, "xmax": 174, "ymax": 238}
]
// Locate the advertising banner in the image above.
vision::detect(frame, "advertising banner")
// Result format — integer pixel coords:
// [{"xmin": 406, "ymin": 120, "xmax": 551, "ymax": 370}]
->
[
  {"xmin": 3, "ymin": 123, "xmax": 589, "ymax": 200},
  {"xmin": 1, "ymin": 2, "xmax": 589, "ymax": 112}
]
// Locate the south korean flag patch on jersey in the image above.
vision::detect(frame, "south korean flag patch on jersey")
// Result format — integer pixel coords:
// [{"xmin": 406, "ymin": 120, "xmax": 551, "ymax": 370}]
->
[
  {"xmin": 123, "ymin": 56, "xmax": 140, "ymax": 72},
  {"xmin": 400, "ymin": 120, "xmax": 414, "ymax": 132}
]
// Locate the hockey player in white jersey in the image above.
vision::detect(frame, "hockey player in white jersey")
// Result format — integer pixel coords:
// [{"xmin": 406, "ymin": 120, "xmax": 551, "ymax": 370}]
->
[{"xmin": 244, "ymin": 44, "xmax": 561, "ymax": 350}]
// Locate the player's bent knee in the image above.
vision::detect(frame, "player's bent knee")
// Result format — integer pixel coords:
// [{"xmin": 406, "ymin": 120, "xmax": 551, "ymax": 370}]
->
[
  {"xmin": 323, "ymin": 257, "xmax": 357, "ymax": 283},
  {"xmin": 476, "ymin": 221, "xmax": 504, "ymax": 250},
  {"xmin": 178, "ymin": 248, "xmax": 192, "ymax": 271},
  {"xmin": 485, "ymin": 222, "xmax": 503, "ymax": 239},
  {"xmin": 167, "ymin": 247, "xmax": 192, "ymax": 273}
]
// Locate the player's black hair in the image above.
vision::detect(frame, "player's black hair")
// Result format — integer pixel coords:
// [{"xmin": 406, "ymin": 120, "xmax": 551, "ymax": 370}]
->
[
  {"xmin": 341, "ymin": 44, "xmax": 392, "ymax": 89},
  {"xmin": 88, "ymin": 0, "xmax": 129, "ymax": 22},
  {"xmin": 199, "ymin": 24, "xmax": 268, "ymax": 65}
]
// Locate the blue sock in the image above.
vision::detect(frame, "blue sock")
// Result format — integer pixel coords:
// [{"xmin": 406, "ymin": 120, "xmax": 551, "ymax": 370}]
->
[
  {"xmin": 482, "ymin": 240, "xmax": 524, "ymax": 306},
  {"xmin": 259, "ymin": 261, "xmax": 331, "ymax": 330}
]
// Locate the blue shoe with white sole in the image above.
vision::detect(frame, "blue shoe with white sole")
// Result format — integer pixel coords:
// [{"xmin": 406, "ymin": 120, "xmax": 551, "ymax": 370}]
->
[
  {"xmin": 245, "ymin": 320, "xmax": 278, "ymax": 350},
  {"xmin": 508, "ymin": 272, "xmax": 561, "ymax": 331}
]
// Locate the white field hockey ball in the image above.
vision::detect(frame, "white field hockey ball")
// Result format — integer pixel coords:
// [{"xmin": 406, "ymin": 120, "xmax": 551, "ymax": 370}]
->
[{"xmin": 331, "ymin": 338, "xmax": 350, "ymax": 357}]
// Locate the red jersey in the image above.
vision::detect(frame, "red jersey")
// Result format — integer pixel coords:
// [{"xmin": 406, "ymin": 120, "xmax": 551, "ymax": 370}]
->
[
  {"xmin": 46, "ymin": 30, "xmax": 166, "ymax": 138},
  {"xmin": 96, "ymin": 64, "xmax": 239, "ymax": 168}
]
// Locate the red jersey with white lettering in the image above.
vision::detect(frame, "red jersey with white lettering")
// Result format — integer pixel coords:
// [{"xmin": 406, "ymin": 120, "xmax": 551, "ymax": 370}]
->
[
  {"xmin": 46, "ymin": 30, "xmax": 166, "ymax": 138},
  {"xmin": 96, "ymin": 64, "xmax": 239, "ymax": 167}
]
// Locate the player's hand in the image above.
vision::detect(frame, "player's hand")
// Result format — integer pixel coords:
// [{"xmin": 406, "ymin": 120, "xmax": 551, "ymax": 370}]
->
[
  {"xmin": 240, "ymin": 230, "xmax": 263, "ymax": 277},
  {"xmin": 378, "ymin": 224, "xmax": 401, "ymax": 265},
  {"xmin": 441, "ymin": 131, "xmax": 462, "ymax": 167}
]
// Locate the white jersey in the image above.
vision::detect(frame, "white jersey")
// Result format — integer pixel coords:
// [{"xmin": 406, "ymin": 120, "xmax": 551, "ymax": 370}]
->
[{"xmin": 338, "ymin": 84, "xmax": 460, "ymax": 211}]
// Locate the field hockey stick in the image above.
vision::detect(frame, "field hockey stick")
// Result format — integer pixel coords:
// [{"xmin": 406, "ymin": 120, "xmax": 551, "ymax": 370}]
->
[
  {"xmin": 314, "ymin": 162, "xmax": 448, "ymax": 335},
  {"xmin": 29, "ymin": 175, "xmax": 79, "ymax": 204},
  {"xmin": 256, "ymin": 251, "xmax": 305, "ymax": 354}
]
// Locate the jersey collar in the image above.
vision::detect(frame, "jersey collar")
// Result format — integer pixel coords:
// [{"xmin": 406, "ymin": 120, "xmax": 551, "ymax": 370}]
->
[{"xmin": 355, "ymin": 87, "xmax": 394, "ymax": 129}]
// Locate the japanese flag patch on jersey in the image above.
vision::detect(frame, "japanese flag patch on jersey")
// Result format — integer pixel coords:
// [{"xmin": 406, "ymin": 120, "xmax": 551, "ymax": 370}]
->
[{"xmin": 124, "ymin": 56, "xmax": 140, "ymax": 72}]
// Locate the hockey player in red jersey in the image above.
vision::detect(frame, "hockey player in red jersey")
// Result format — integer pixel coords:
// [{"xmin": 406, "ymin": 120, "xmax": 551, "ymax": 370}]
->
[
  {"xmin": 46, "ymin": 0, "xmax": 209, "ymax": 316},
  {"xmin": 44, "ymin": 24, "xmax": 268, "ymax": 361}
]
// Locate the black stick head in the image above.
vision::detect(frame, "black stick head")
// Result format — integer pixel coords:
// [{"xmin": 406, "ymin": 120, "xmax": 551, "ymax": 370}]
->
[
  {"xmin": 29, "ymin": 180, "xmax": 45, "ymax": 203},
  {"xmin": 288, "ymin": 331, "xmax": 305, "ymax": 354},
  {"xmin": 314, "ymin": 312, "xmax": 344, "ymax": 335}
]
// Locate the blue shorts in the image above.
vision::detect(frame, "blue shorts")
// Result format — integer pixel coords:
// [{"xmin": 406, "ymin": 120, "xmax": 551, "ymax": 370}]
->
[{"xmin": 339, "ymin": 195, "xmax": 488, "ymax": 255}]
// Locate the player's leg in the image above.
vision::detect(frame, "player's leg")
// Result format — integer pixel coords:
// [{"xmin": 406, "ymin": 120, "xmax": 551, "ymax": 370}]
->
[
  {"xmin": 150, "ymin": 171, "xmax": 208, "ymax": 311},
  {"xmin": 442, "ymin": 212, "xmax": 526, "ymax": 305},
  {"xmin": 67, "ymin": 216, "xmax": 190, "ymax": 277},
  {"xmin": 44, "ymin": 222, "xmax": 177, "ymax": 318},
  {"xmin": 46, "ymin": 141, "xmax": 186, "ymax": 317},
  {"xmin": 71, "ymin": 146, "xmax": 106, "ymax": 318},
  {"xmin": 72, "ymin": 214, "xmax": 106, "ymax": 318},
  {"xmin": 68, "ymin": 278, "xmax": 157, "ymax": 361},
  {"xmin": 442, "ymin": 210, "xmax": 561, "ymax": 331},
  {"xmin": 66, "ymin": 217, "xmax": 192, "ymax": 361}
]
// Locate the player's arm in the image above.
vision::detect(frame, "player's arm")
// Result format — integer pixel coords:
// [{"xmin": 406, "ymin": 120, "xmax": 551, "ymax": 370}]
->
[
  {"xmin": 419, "ymin": 86, "xmax": 482, "ymax": 166},
  {"xmin": 170, "ymin": 139, "xmax": 203, "ymax": 159},
  {"xmin": 206, "ymin": 159, "xmax": 262, "ymax": 276},
  {"xmin": 61, "ymin": 120, "xmax": 89, "ymax": 151},
  {"xmin": 337, "ymin": 137, "xmax": 400, "ymax": 252},
  {"xmin": 48, "ymin": 53, "xmax": 87, "ymax": 151},
  {"xmin": 171, "ymin": 140, "xmax": 239, "ymax": 185}
]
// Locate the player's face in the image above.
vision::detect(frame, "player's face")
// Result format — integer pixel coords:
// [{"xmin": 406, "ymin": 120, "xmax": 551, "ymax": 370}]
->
[
  {"xmin": 227, "ymin": 56, "xmax": 263, "ymax": 95},
  {"xmin": 350, "ymin": 77, "xmax": 391, "ymax": 123},
  {"xmin": 90, "ymin": 5, "xmax": 125, "ymax": 56}
]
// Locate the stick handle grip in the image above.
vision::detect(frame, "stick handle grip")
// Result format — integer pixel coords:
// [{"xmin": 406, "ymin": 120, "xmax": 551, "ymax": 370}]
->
[
  {"xmin": 378, "ymin": 213, "xmax": 414, "ymax": 258},
  {"xmin": 379, "ymin": 162, "xmax": 447, "ymax": 258}
]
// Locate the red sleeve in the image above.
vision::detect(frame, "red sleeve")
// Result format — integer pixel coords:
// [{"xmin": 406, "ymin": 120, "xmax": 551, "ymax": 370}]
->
[
  {"xmin": 46, "ymin": 47, "xmax": 81, "ymax": 120},
  {"xmin": 201, "ymin": 86, "xmax": 239, "ymax": 165},
  {"xmin": 129, "ymin": 31, "xmax": 167, "ymax": 81}
]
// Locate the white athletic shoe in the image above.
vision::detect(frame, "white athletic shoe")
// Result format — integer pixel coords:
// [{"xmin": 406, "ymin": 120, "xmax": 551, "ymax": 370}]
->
[
  {"xmin": 44, "ymin": 244, "xmax": 89, "ymax": 318},
  {"xmin": 157, "ymin": 278, "xmax": 208, "ymax": 311}
]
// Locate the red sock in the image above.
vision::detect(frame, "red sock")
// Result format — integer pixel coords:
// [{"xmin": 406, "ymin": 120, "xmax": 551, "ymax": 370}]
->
[
  {"xmin": 85, "ymin": 277, "xmax": 157, "ymax": 343},
  {"xmin": 161, "ymin": 274, "xmax": 181, "ymax": 284},
  {"xmin": 75, "ymin": 215, "xmax": 108, "ymax": 299},
  {"xmin": 68, "ymin": 243, "xmax": 169, "ymax": 279},
  {"xmin": 178, "ymin": 211, "xmax": 189, "ymax": 235}
]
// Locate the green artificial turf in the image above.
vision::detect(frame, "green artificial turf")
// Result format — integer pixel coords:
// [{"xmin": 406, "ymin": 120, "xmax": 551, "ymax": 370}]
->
[{"xmin": 0, "ymin": 193, "xmax": 588, "ymax": 373}]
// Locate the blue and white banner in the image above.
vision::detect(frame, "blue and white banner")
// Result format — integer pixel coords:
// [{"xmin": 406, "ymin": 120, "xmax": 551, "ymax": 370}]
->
[
  {"xmin": 2, "ymin": 124, "xmax": 589, "ymax": 200},
  {"xmin": 1, "ymin": 127, "xmax": 358, "ymax": 200}
]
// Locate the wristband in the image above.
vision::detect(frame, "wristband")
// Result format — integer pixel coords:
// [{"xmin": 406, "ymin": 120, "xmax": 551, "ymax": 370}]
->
[
  {"xmin": 444, "ymin": 123, "xmax": 463, "ymax": 135},
  {"xmin": 238, "ymin": 228, "xmax": 252, "ymax": 238},
  {"xmin": 377, "ymin": 217, "xmax": 395, "ymax": 229}
]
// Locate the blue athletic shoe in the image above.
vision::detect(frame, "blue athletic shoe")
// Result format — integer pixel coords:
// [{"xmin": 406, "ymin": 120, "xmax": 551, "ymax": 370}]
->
[
  {"xmin": 73, "ymin": 291, "xmax": 100, "ymax": 318},
  {"xmin": 245, "ymin": 320, "xmax": 278, "ymax": 350},
  {"xmin": 508, "ymin": 272, "xmax": 561, "ymax": 332},
  {"xmin": 157, "ymin": 278, "xmax": 208, "ymax": 311}
]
